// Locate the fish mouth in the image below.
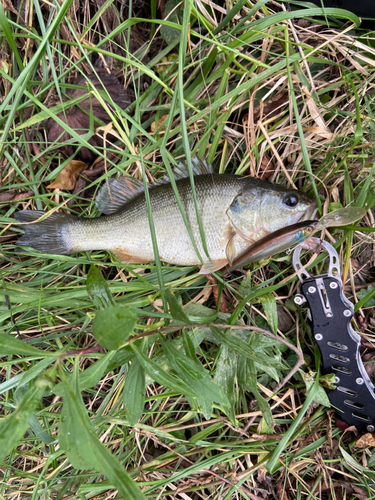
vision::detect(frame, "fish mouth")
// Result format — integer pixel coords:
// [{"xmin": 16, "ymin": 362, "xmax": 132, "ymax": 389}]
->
[{"xmin": 300, "ymin": 201, "xmax": 318, "ymax": 223}]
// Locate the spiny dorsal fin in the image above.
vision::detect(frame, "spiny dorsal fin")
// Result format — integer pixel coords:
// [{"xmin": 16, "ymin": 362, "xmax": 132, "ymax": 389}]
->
[
  {"xmin": 95, "ymin": 176, "xmax": 144, "ymax": 215},
  {"xmin": 177, "ymin": 157, "xmax": 213, "ymax": 177},
  {"xmin": 161, "ymin": 157, "xmax": 214, "ymax": 183},
  {"xmin": 95, "ymin": 157, "xmax": 214, "ymax": 214}
]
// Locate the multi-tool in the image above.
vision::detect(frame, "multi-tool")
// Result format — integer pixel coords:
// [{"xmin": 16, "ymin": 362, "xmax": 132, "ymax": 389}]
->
[{"xmin": 293, "ymin": 241, "xmax": 375, "ymax": 432}]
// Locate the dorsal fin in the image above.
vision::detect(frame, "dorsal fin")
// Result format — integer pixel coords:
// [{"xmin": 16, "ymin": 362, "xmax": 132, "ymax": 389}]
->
[
  {"xmin": 177, "ymin": 157, "xmax": 213, "ymax": 177},
  {"xmin": 95, "ymin": 176, "xmax": 144, "ymax": 215},
  {"xmin": 162, "ymin": 157, "xmax": 214, "ymax": 183},
  {"xmin": 95, "ymin": 157, "xmax": 214, "ymax": 214}
]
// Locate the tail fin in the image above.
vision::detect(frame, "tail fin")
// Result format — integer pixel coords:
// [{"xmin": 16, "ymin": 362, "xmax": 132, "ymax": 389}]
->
[{"xmin": 15, "ymin": 210, "xmax": 77, "ymax": 255}]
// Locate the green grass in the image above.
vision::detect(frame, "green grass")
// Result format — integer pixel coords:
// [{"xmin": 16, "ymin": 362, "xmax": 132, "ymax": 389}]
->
[{"xmin": 1, "ymin": 0, "xmax": 375, "ymax": 498}]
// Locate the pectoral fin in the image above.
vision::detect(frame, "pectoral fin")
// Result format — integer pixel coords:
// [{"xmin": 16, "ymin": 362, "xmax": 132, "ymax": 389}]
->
[
  {"xmin": 225, "ymin": 233, "xmax": 237, "ymax": 267},
  {"xmin": 199, "ymin": 259, "xmax": 228, "ymax": 274}
]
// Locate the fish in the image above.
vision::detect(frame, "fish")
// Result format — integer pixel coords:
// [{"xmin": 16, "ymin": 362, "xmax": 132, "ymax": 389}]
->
[
  {"xmin": 229, "ymin": 220, "xmax": 319, "ymax": 270},
  {"xmin": 15, "ymin": 160, "xmax": 317, "ymax": 273}
]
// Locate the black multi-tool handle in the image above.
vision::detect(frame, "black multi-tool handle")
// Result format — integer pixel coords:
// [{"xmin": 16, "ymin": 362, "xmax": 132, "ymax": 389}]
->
[{"xmin": 300, "ymin": 275, "xmax": 375, "ymax": 432}]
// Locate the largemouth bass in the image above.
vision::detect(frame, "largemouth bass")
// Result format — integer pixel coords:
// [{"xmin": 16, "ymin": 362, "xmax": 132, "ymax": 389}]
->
[{"xmin": 15, "ymin": 161, "xmax": 317, "ymax": 272}]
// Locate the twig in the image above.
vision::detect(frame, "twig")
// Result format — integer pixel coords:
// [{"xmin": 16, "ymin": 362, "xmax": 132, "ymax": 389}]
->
[
  {"xmin": 60, "ymin": 345, "xmax": 105, "ymax": 359},
  {"xmin": 345, "ymin": 280, "xmax": 375, "ymax": 291}
]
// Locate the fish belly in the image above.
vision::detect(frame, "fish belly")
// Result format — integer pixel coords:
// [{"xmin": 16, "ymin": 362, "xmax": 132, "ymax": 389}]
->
[{"xmin": 107, "ymin": 201, "xmax": 234, "ymax": 265}]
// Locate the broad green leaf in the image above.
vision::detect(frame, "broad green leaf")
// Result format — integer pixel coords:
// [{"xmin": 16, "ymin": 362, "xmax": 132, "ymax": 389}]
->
[
  {"xmin": 237, "ymin": 354, "xmax": 247, "ymax": 387},
  {"xmin": 123, "ymin": 357, "xmax": 146, "ymax": 425},
  {"xmin": 58, "ymin": 362, "xmax": 145, "ymax": 499},
  {"xmin": 165, "ymin": 289, "xmax": 191, "ymax": 323},
  {"xmin": 160, "ymin": 334, "xmax": 229, "ymax": 416},
  {"xmin": 13, "ymin": 382, "xmax": 55, "ymax": 445},
  {"xmin": 53, "ymin": 352, "xmax": 116, "ymax": 396},
  {"xmin": 180, "ymin": 330, "xmax": 230, "ymax": 418},
  {"xmin": 182, "ymin": 302, "xmax": 217, "ymax": 324},
  {"xmin": 238, "ymin": 272, "xmax": 252, "ymax": 297},
  {"xmin": 254, "ymin": 360, "xmax": 280, "ymax": 384},
  {"xmin": 59, "ymin": 370, "xmax": 101, "ymax": 469},
  {"xmin": 142, "ymin": 327, "xmax": 208, "ymax": 386},
  {"xmin": 215, "ymin": 346, "xmax": 237, "ymax": 423},
  {"xmin": 182, "ymin": 331, "xmax": 196, "ymax": 360},
  {"xmin": 303, "ymin": 370, "xmax": 331, "ymax": 407},
  {"xmin": 92, "ymin": 305, "xmax": 138, "ymax": 350},
  {"xmin": 340, "ymin": 446, "xmax": 372, "ymax": 473},
  {"xmin": 130, "ymin": 343, "xmax": 198, "ymax": 397},
  {"xmin": 258, "ymin": 294, "xmax": 278, "ymax": 334},
  {"xmin": 17, "ymin": 357, "xmax": 56, "ymax": 390},
  {"xmin": 368, "ymin": 454, "xmax": 375, "ymax": 468},
  {"xmin": 210, "ymin": 326, "xmax": 282, "ymax": 368},
  {"xmin": 329, "ymin": 202, "xmax": 343, "ymax": 212},
  {"xmin": 247, "ymin": 360, "xmax": 273, "ymax": 430},
  {"xmin": 0, "ymin": 379, "xmax": 48, "ymax": 462},
  {"xmin": 27, "ymin": 414, "xmax": 55, "ymax": 445},
  {"xmin": 160, "ymin": 0, "xmax": 183, "ymax": 44},
  {"xmin": 197, "ymin": 394, "xmax": 213, "ymax": 420},
  {"xmin": 71, "ymin": 351, "xmax": 115, "ymax": 390},
  {"xmin": 0, "ymin": 333, "xmax": 57, "ymax": 357},
  {"xmin": 107, "ymin": 347, "xmax": 134, "ymax": 371},
  {"xmin": 356, "ymin": 286, "xmax": 375, "ymax": 308},
  {"xmin": 87, "ymin": 265, "xmax": 115, "ymax": 309}
]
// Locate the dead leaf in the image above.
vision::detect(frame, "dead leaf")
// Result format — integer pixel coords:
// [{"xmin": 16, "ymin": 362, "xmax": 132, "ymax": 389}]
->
[
  {"xmin": 302, "ymin": 86, "xmax": 333, "ymax": 140},
  {"xmin": 362, "ymin": 351, "xmax": 375, "ymax": 378},
  {"xmin": 242, "ymin": 92, "xmax": 288, "ymax": 127},
  {"xmin": 304, "ymin": 126, "xmax": 333, "ymax": 140},
  {"xmin": 0, "ymin": 190, "xmax": 34, "ymax": 203},
  {"xmin": 45, "ymin": 70, "xmax": 132, "ymax": 163},
  {"xmin": 47, "ymin": 160, "xmax": 88, "ymax": 190},
  {"xmin": 353, "ymin": 433, "xmax": 375, "ymax": 449},
  {"xmin": 258, "ymin": 153, "xmax": 274, "ymax": 180},
  {"xmin": 2, "ymin": 0, "xmax": 24, "ymax": 21},
  {"xmin": 277, "ymin": 306, "xmax": 293, "ymax": 332},
  {"xmin": 151, "ymin": 116, "xmax": 167, "ymax": 135}
]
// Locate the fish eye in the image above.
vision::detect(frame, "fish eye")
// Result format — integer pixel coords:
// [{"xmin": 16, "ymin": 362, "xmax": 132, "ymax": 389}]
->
[{"xmin": 283, "ymin": 194, "xmax": 299, "ymax": 208}]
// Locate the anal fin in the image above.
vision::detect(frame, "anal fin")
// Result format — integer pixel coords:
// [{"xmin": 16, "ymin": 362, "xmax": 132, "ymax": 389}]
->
[{"xmin": 111, "ymin": 249, "xmax": 147, "ymax": 264}]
